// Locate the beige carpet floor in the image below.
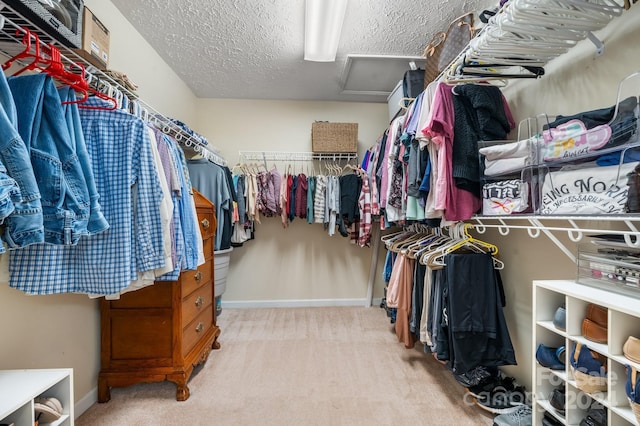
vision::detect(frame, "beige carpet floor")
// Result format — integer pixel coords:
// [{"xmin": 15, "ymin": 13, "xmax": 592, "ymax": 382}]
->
[{"xmin": 77, "ymin": 306, "xmax": 495, "ymax": 426}]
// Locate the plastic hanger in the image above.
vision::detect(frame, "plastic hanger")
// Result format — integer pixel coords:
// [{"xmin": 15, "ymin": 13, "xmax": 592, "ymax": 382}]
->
[{"xmin": 3, "ymin": 28, "xmax": 117, "ymax": 110}]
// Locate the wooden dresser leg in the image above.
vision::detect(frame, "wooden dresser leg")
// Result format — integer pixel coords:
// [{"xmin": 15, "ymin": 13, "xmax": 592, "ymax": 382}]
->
[
  {"xmin": 168, "ymin": 372, "xmax": 190, "ymax": 401},
  {"xmin": 97, "ymin": 378, "xmax": 111, "ymax": 403},
  {"xmin": 212, "ymin": 339, "xmax": 221, "ymax": 350},
  {"xmin": 175, "ymin": 382, "xmax": 190, "ymax": 401}
]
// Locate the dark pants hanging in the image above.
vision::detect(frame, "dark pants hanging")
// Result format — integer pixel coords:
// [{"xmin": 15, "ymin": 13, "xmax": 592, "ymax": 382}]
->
[{"xmin": 442, "ymin": 252, "xmax": 517, "ymax": 374}]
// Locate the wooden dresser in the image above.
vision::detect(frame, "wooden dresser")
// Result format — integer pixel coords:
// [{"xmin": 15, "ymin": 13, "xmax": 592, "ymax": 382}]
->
[{"xmin": 98, "ymin": 189, "xmax": 221, "ymax": 402}]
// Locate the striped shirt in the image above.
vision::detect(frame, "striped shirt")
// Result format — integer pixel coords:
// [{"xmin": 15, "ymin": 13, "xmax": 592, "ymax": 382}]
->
[{"xmin": 9, "ymin": 98, "xmax": 165, "ymax": 295}]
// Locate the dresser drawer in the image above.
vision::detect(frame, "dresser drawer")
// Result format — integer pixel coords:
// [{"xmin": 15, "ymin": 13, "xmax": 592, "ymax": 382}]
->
[
  {"xmin": 182, "ymin": 305, "xmax": 213, "ymax": 356},
  {"xmin": 109, "ymin": 281, "xmax": 172, "ymax": 309},
  {"xmin": 182, "ymin": 282, "xmax": 213, "ymax": 326},
  {"xmin": 181, "ymin": 259, "xmax": 212, "ymax": 298},
  {"xmin": 197, "ymin": 210, "xmax": 215, "ymax": 239}
]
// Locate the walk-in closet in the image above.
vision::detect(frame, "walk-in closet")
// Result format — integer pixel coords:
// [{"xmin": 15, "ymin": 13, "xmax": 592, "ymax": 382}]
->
[{"xmin": 1, "ymin": 1, "xmax": 640, "ymax": 425}]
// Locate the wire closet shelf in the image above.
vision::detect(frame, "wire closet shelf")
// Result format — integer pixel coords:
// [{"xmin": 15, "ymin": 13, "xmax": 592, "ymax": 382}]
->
[
  {"xmin": 238, "ymin": 151, "xmax": 358, "ymax": 163},
  {"xmin": 0, "ymin": 1, "xmax": 227, "ymax": 167}
]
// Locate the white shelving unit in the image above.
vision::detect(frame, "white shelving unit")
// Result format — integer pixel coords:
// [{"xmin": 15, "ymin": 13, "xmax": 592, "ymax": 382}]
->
[
  {"xmin": 0, "ymin": 369, "xmax": 74, "ymax": 426},
  {"xmin": 533, "ymin": 280, "xmax": 640, "ymax": 426}
]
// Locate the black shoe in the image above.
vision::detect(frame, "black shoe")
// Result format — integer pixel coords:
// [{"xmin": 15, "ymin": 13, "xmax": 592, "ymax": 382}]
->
[
  {"xmin": 549, "ymin": 387, "xmax": 565, "ymax": 415},
  {"xmin": 475, "ymin": 384, "xmax": 527, "ymax": 414},
  {"xmin": 542, "ymin": 411, "xmax": 563, "ymax": 426},
  {"xmin": 580, "ymin": 402, "xmax": 607, "ymax": 426},
  {"xmin": 454, "ymin": 366, "xmax": 499, "ymax": 388}
]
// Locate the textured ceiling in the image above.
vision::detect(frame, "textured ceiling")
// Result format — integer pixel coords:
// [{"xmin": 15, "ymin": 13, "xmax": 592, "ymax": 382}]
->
[{"xmin": 110, "ymin": 0, "xmax": 496, "ymax": 102}]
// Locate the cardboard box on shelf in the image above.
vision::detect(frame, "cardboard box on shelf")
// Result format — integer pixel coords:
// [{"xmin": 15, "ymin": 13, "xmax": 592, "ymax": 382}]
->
[{"xmin": 73, "ymin": 6, "xmax": 109, "ymax": 70}]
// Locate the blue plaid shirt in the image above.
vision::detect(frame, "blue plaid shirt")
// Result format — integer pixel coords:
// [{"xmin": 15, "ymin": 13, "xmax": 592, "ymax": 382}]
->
[
  {"xmin": 8, "ymin": 98, "xmax": 166, "ymax": 295},
  {"xmin": 156, "ymin": 134, "xmax": 187, "ymax": 281},
  {"xmin": 156, "ymin": 134, "xmax": 200, "ymax": 280}
]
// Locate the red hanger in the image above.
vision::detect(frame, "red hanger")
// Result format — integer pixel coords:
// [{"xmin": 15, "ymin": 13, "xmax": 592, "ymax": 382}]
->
[
  {"xmin": 2, "ymin": 29, "xmax": 47, "ymax": 75},
  {"xmin": 2, "ymin": 27, "xmax": 117, "ymax": 110}
]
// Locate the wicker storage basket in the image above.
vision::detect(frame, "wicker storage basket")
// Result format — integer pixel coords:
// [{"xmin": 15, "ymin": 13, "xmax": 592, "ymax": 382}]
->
[
  {"xmin": 572, "ymin": 367, "xmax": 607, "ymax": 394},
  {"xmin": 311, "ymin": 122, "xmax": 358, "ymax": 153}
]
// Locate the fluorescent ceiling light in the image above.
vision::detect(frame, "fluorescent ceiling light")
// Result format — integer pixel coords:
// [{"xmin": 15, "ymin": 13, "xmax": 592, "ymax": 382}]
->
[{"xmin": 304, "ymin": 0, "xmax": 348, "ymax": 62}]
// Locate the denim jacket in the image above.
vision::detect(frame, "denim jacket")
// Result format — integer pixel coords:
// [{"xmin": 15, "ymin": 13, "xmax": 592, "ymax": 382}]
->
[
  {"xmin": 8, "ymin": 74, "xmax": 91, "ymax": 245},
  {"xmin": 58, "ymin": 86, "xmax": 109, "ymax": 236},
  {"xmin": 0, "ymin": 71, "xmax": 44, "ymax": 249}
]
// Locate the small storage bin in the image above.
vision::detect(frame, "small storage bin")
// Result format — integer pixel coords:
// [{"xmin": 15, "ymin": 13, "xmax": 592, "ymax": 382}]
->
[
  {"xmin": 577, "ymin": 240, "xmax": 640, "ymax": 299},
  {"xmin": 539, "ymin": 161, "xmax": 640, "ymax": 215},
  {"xmin": 4, "ymin": 0, "xmax": 84, "ymax": 48},
  {"xmin": 478, "ymin": 139, "xmax": 542, "ymax": 215},
  {"xmin": 311, "ymin": 122, "xmax": 358, "ymax": 153}
]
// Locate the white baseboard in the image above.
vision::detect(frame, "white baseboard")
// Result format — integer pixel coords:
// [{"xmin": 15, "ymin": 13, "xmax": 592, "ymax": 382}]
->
[
  {"xmin": 75, "ymin": 387, "xmax": 98, "ymax": 419},
  {"xmin": 222, "ymin": 298, "xmax": 384, "ymax": 309}
]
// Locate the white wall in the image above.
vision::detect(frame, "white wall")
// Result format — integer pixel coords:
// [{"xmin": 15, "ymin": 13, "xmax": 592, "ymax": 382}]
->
[
  {"xmin": 0, "ymin": 0, "xmax": 198, "ymax": 409},
  {"xmin": 194, "ymin": 99, "xmax": 389, "ymax": 304},
  {"xmin": 83, "ymin": 0, "xmax": 197, "ymax": 123}
]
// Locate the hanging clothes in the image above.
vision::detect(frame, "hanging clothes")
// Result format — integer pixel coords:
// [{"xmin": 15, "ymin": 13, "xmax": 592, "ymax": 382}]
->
[
  {"xmin": 187, "ymin": 158, "xmax": 233, "ymax": 251},
  {"xmin": 295, "ymin": 173, "xmax": 308, "ymax": 219},
  {"xmin": 313, "ymin": 174, "xmax": 327, "ymax": 224},
  {"xmin": 9, "ymin": 73, "xmax": 97, "ymax": 245},
  {"xmin": 441, "ymin": 253, "xmax": 516, "ymax": 374},
  {"xmin": 9, "ymin": 97, "xmax": 165, "ymax": 295},
  {"xmin": 306, "ymin": 176, "xmax": 315, "ymax": 224}
]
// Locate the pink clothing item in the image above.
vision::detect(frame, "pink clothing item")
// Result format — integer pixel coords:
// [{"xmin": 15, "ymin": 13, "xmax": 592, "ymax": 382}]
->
[
  {"xmin": 423, "ymin": 84, "xmax": 455, "ymax": 211},
  {"xmin": 385, "ymin": 253, "xmax": 404, "ymax": 309},
  {"xmin": 423, "ymin": 83, "xmax": 480, "ymax": 221},
  {"xmin": 280, "ymin": 173, "xmax": 289, "ymax": 228}
]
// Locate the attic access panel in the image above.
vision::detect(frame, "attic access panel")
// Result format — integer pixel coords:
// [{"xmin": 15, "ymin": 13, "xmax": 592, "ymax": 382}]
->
[{"xmin": 340, "ymin": 54, "xmax": 427, "ymax": 96}]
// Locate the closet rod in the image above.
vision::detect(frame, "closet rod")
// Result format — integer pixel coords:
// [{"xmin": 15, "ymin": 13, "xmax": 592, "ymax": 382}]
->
[
  {"xmin": 0, "ymin": 3, "xmax": 227, "ymax": 168},
  {"xmin": 238, "ymin": 151, "xmax": 358, "ymax": 163}
]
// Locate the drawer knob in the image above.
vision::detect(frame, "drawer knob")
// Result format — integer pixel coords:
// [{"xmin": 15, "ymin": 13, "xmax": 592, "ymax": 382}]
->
[
  {"xmin": 195, "ymin": 296, "xmax": 204, "ymax": 308},
  {"xmin": 195, "ymin": 322, "xmax": 204, "ymax": 333},
  {"xmin": 195, "ymin": 271, "xmax": 203, "ymax": 281},
  {"xmin": 201, "ymin": 218, "xmax": 210, "ymax": 229}
]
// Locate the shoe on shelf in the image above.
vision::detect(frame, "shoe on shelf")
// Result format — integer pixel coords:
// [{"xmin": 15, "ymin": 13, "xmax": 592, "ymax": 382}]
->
[
  {"xmin": 626, "ymin": 364, "xmax": 640, "ymax": 404},
  {"xmin": 492, "ymin": 404, "xmax": 532, "ymax": 426},
  {"xmin": 536, "ymin": 344, "xmax": 565, "ymax": 370},
  {"xmin": 549, "ymin": 386, "xmax": 565, "ymax": 415},
  {"xmin": 585, "ymin": 303, "xmax": 608, "ymax": 328},
  {"xmin": 570, "ymin": 342, "xmax": 607, "ymax": 393},
  {"xmin": 542, "ymin": 410, "xmax": 563, "ymax": 426},
  {"xmin": 582, "ymin": 318, "xmax": 608, "ymax": 344},
  {"xmin": 579, "ymin": 402, "xmax": 607, "ymax": 426},
  {"xmin": 624, "ymin": 336, "xmax": 640, "ymax": 364},
  {"xmin": 553, "ymin": 306, "xmax": 566, "ymax": 331}
]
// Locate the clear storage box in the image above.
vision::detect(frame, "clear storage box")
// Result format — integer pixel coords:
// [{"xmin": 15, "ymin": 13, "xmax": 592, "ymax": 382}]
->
[
  {"xmin": 577, "ymin": 240, "xmax": 640, "ymax": 299},
  {"xmin": 478, "ymin": 139, "xmax": 542, "ymax": 215}
]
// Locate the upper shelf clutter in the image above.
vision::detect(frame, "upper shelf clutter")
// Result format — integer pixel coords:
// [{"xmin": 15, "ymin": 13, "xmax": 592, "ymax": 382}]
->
[
  {"xmin": 444, "ymin": 0, "xmax": 626, "ymax": 83},
  {"xmin": 478, "ymin": 71, "xmax": 640, "ymax": 218},
  {"xmin": 0, "ymin": 1, "xmax": 227, "ymax": 167}
]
